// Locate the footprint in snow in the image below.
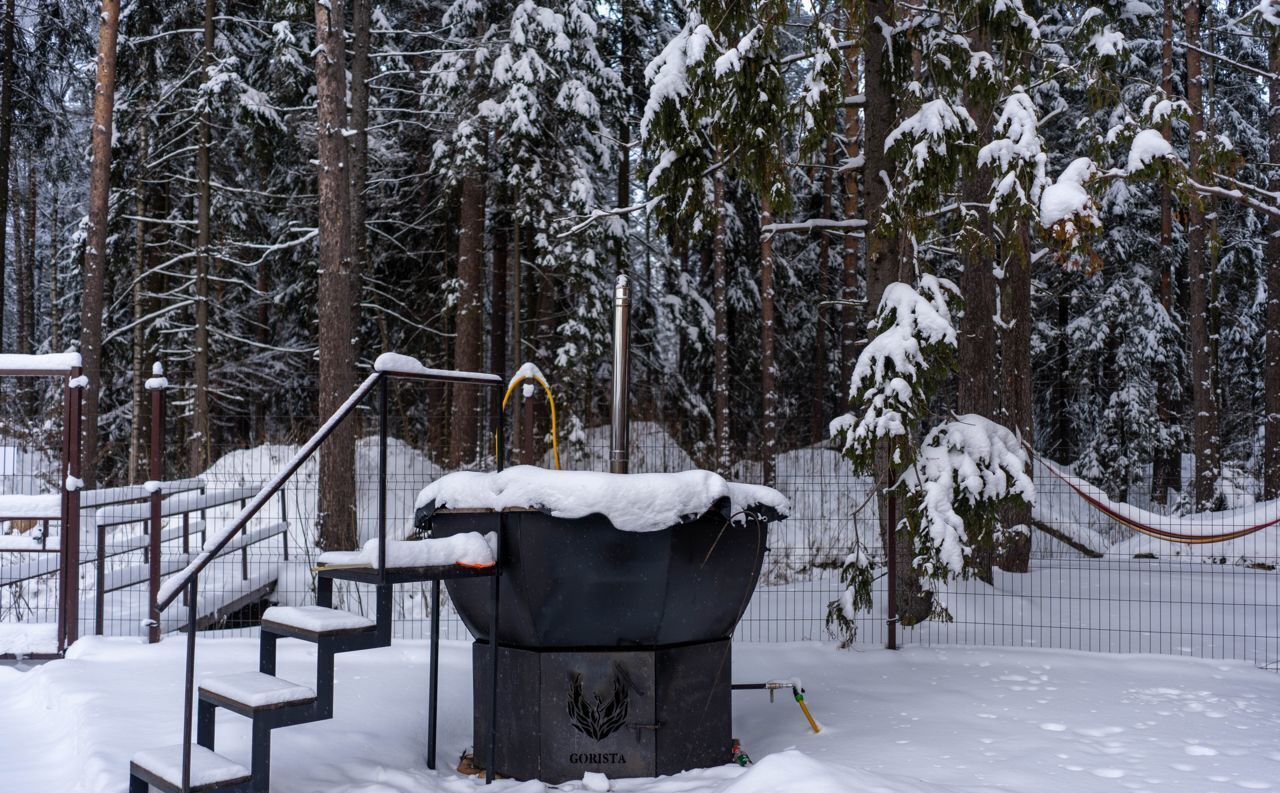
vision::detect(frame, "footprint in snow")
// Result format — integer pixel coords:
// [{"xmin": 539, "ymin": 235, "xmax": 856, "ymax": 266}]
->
[
  {"xmin": 1184, "ymin": 745, "xmax": 1219, "ymax": 756},
  {"xmin": 1091, "ymin": 768, "xmax": 1126, "ymax": 778},
  {"xmin": 1076, "ymin": 726, "xmax": 1125, "ymax": 738},
  {"xmin": 1040, "ymin": 723, "xmax": 1068, "ymax": 732}
]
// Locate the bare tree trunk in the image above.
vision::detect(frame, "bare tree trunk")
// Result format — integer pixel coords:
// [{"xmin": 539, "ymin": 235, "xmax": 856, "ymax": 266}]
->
[
  {"xmin": 1184, "ymin": 0, "xmax": 1220, "ymax": 510},
  {"xmin": 0, "ymin": 0, "xmax": 16, "ymax": 351},
  {"xmin": 449, "ymin": 174, "xmax": 486, "ymax": 466},
  {"xmin": 839, "ymin": 40, "xmax": 861, "ymax": 401},
  {"xmin": 79, "ymin": 0, "xmax": 122, "ymax": 488},
  {"xmin": 712, "ymin": 151, "xmax": 730, "ymax": 475},
  {"xmin": 1154, "ymin": 0, "xmax": 1182, "ymax": 505},
  {"xmin": 864, "ymin": 0, "xmax": 931, "ymax": 626},
  {"xmin": 191, "ymin": 0, "xmax": 214, "ymax": 474},
  {"xmin": 314, "ymin": 0, "xmax": 357, "ymax": 551},
  {"xmin": 760, "ymin": 193, "xmax": 777, "ymax": 486}
]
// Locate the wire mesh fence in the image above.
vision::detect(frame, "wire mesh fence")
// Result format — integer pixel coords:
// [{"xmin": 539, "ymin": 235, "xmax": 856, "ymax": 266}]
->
[{"xmin": 1, "ymin": 370, "xmax": 1277, "ymax": 670}]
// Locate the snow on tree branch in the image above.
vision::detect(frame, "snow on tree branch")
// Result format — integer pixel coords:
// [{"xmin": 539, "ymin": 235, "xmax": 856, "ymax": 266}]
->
[
  {"xmin": 830, "ymin": 275, "xmax": 959, "ymax": 462},
  {"xmin": 903, "ymin": 415, "xmax": 1035, "ymax": 578}
]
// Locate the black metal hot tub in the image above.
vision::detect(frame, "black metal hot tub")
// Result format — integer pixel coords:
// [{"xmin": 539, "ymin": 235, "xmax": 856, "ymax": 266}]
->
[
  {"xmin": 418, "ymin": 499, "xmax": 768, "ymax": 648},
  {"xmin": 413, "ymin": 486, "xmax": 783, "ymax": 782}
]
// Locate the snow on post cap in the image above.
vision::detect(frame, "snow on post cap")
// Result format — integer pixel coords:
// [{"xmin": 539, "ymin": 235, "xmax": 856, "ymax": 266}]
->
[
  {"xmin": 373, "ymin": 352, "xmax": 501, "ymax": 382},
  {"xmin": 0, "ymin": 351, "xmax": 83, "ymax": 374},
  {"xmin": 508, "ymin": 361, "xmax": 548, "ymax": 391},
  {"xmin": 146, "ymin": 362, "xmax": 168, "ymax": 390},
  {"xmin": 415, "ymin": 465, "xmax": 788, "ymax": 532}
]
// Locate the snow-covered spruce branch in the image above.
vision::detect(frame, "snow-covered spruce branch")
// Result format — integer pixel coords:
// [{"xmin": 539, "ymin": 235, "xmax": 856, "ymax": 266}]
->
[
  {"xmin": 760, "ymin": 218, "xmax": 868, "ymax": 238},
  {"xmin": 557, "ymin": 198, "xmax": 660, "ymax": 238}
]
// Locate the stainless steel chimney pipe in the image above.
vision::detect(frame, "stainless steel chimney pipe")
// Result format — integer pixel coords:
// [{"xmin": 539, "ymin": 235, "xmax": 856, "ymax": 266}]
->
[{"xmin": 610, "ymin": 275, "xmax": 631, "ymax": 474}]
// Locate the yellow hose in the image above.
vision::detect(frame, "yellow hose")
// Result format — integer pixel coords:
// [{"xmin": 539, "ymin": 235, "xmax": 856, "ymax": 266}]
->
[
  {"xmin": 498, "ymin": 370, "xmax": 561, "ymax": 470},
  {"xmin": 795, "ymin": 691, "xmax": 821, "ymax": 733}
]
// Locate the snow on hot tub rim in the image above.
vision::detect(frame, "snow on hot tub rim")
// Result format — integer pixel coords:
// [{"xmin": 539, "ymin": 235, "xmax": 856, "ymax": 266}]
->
[{"xmin": 413, "ymin": 465, "xmax": 788, "ymax": 533}]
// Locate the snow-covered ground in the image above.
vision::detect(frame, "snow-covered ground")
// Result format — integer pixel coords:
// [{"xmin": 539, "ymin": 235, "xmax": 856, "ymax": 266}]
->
[{"xmin": 1, "ymin": 637, "xmax": 1277, "ymax": 793}]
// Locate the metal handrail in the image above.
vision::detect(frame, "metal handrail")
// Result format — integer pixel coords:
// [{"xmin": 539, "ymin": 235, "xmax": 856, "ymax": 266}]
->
[
  {"xmin": 156, "ymin": 357, "xmax": 504, "ymax": 792},
  {"xmin": 158, "ymin": 358, "xmax": 505, "ymax": 611},
  {"xmin": 156, "ymin": 371, "xmax": 382, "ymax": 612}
]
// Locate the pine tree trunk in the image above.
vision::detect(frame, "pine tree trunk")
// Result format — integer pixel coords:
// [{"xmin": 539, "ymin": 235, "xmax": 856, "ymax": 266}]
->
[
  {"xmin": 255, "ymin": 260, "xmax": 269, "ymax": 443},
  {"xmin": 616, "ymin": 0, "xmax": 634, "ymax": 277},
  {"xmin": 9, "ymin": 166, "xmax": 23, "ymax": 352},
  {"xmin": 958, "ymin": 21, "xmax": 999, "ymax": 580},
  {"xmin": 1154, "ymin": 0, "xmax": 1182, "ymax": 505},
  {"xmin": 192, "ymin": 0, "xmax": 214, "ymax": 474},
  {"xmin": 997, "ymin": 222, "xmax": 1033, "ymax": 573},
  {"xmin": 864, "ymin": 0, "xmax": 931, "ymax": 626},
  {"xmin": 80, "ymin": 0, "xmax": 123, "ymax": 488},
  {"xmin": 492, "ymin": 205, "xmax": 509, "ymax": 380},
  {"xmin": 813, "ymin": 136, "xmax": 835, "ymax": 443},
  {"xmin": 20, "ymin": 160, "xmax": 34, "ymax": 357},
  {"xmin": 129, "ymin": 172, "xmax": 147, "ymax": 483},
  {"xmin": 449, "ymin": 174, "xmax": 486, "ymax": 467},
  {"xmin": 314, "ymin": 0, "xmax": 357, "ymax": 551},
  {"xmin": 712, "ymin": 153, "xmax": 731, "ymax": 475},
  {"xmin": 1266, "ymin": 29, "xmax": 1280, "ymax": 499},
  {"xmin": 49, "ymin": 192, "xmax": 59, "ymax": 351},
  {"xmin": 0, "ymin": 0, "xmax": 15, "ymax": 351},
  {"xmin": 839, "ymin": 23, "xmax": 861, "ymax": 402},
  {"xmin": 510, "ymin": 219, "xmax": 524, "ymax": 461},
  {"xmin": 760, "ymin": 193, "xmax": 777, "ymax": 486},
  {"xmin": 350, "ymin": 0, "xmax": 371, "ymax": 289},
  {"xmin": 1184, "ymin": 0, "xmax": 1220, "ymax": 510}
]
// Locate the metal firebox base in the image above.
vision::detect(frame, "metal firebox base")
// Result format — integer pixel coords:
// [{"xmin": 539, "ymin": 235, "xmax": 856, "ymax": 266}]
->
[{"xmin": 471, "ymin": 638, "xmax": 733, "ymax": 782}]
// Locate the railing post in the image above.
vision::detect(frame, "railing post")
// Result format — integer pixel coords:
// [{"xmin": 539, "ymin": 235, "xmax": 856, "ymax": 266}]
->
[
  {"xmin": 57, "ymin": 373, "xmax": 71, "ymax": 651},
  {"xmin": 148, "ymin": 363, "xmax": 166, "ymax": 644},
  {"xmin": 886, "ymin": 493, "xmax": 897, "ymax": 651},
  {"xmin": 64, "ymin": 366, "xmax": 84, "ymax": 651},
  {"xmin": 378, "ymin": 374, "xmax": 388, "ymax": 573},
  {"xmin": 181, "ymin": 577, "xmax": 198, "ymax": 793},
  {"xmin": 95, "ymin": 523, "xmax": 106, "ymax": 635}
]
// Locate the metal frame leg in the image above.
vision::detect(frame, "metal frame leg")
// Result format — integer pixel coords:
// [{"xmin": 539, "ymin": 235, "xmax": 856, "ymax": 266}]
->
[
  {"xmin": 197, "ymin": 700, "xmax": 216, "ymax": 749},
  {"xmin": 428, "ymin": 580, "xmax": 440, "ymax": 771},
  {"xmin": 317, "ymin": 575, "xmax": 333, "ymax": 608},
  {"xmin": 250, "ymin": 718, "xmax": 271, "ymax": 793},
  {"xmin": 259, "ymin": 633, "xmax": 277, "ymax": 676},
  {"xmin": 486, "ymin": 522, "xmax": 502, "ymax": 784},
  {"xmin": 129, "ymin": 774, "xmax": 147, "ymax": 793}
]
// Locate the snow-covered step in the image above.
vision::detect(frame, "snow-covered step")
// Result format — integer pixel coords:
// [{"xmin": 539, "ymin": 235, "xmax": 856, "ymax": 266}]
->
[
  {"xmin": 199, "ymin": 671, "xmax": 316, "ymax": 715},
  {"xmin": 130, "ymin": 744, "xmax": 251, "ymax": 792},
  {"xmin": 260, "ymin": 605, "xmax": 375, "ymax": 640}
]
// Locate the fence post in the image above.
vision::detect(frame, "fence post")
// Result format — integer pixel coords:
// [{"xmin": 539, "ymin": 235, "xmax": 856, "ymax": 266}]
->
[
  {"xmin": 64, "ymin": 366, "xmax": 84, "ymax": 651},
  {"xmin": 148, "ymin": 363, "xmax": 167, "ymax": 644},
  {"xmin": 886, "ymin": 493, "xmax": 897, "ymax": 651}
]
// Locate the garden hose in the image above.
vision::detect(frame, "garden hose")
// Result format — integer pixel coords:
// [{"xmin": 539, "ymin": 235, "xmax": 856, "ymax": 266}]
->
[
  {"xmin": 793, "ymin": 686, "xmax": 821, "ymax": 734},
  {"xmin": 499, "ymin": 366, "xmax": 561, "ymax": 470}
]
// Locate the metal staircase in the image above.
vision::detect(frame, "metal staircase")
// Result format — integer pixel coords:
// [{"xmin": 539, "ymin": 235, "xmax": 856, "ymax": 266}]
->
[{"xmin": 128, "ymin": 357, "xmax": 506, "ymax": 792}]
